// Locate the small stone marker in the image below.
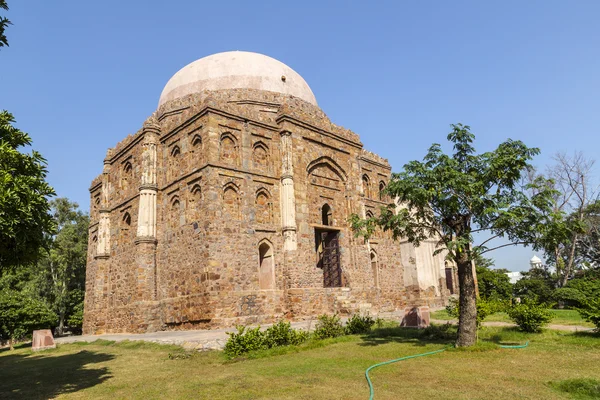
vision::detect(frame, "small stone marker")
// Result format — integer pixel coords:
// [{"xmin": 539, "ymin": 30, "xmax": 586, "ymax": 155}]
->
[
  {"xmin": 32, "ymin": 329, "xmax": 56, "ymax": 351},
  {"xmin": 400, "ymin": 306, "xmax": 430, "ymax": 328}
]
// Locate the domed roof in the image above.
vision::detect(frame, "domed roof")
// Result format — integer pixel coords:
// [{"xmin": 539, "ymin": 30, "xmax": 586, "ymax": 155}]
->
[
  {"xmin": 530, "ymin": 255, "xmax": 542, "ymax": 264},
  {"xmin": 158, "ymin": 51, "xmax": 317, "ymax": 107}
]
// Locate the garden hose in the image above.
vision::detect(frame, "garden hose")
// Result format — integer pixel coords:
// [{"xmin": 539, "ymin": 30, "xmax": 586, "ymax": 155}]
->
[{"xmin": 365, "ymin": 341, "xmax": 529, "ymax": 400}]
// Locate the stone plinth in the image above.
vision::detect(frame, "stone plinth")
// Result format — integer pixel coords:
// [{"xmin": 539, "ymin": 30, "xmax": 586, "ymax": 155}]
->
[
  {"xmin": 32, "ymin": 329, "xmax": 56, "ymax": 351},
  {"xmin": 400, "ymin": 306, "xmax": 430, "ymax": 329}
]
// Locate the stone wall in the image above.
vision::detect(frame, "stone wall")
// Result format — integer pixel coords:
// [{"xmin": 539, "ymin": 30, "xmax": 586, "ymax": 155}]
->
[{"xmin": 83, "ymin": 88, "xmax": 447, "ymax": 334}]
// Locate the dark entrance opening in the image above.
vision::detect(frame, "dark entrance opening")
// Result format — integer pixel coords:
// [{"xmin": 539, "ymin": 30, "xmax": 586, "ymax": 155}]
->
[{"xmin": 315, "ymin": 228, "xmax": 342, "ymax": 287}]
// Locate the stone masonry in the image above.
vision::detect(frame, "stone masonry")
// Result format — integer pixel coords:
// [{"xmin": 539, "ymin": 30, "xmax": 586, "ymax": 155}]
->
[{"xmin": 83, "ymin": 53, "xmax": 451, "ymax": 334}]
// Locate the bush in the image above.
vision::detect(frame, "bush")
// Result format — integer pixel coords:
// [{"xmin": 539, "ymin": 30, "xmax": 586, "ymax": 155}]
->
[
  {"xmin": 224, "ymin": 322, "xmax": 310, "ymax": 358},
  {"xmin": 223, "ymin": 326, "xmax": 267, "ymax": 358},
  {"xmin": 264, "ymin": 321, "xmax": 309, "ymax": 347},
  {"xmin": 345, "ymin": 313, "xmax": 375, "ymax": 334},
  {"xmin": 578, "ymin": 297, "xmax": 600, "ymax": 332},
  {"xmin": 507, "ymin": 301, "xmax": 552, "ymax": 332},
  {"xmin": 446, "ymin": 297, "xmax": 504, "ymax": 327},
  {"xmin": 421, "ymin": 323, "xmax": 456, "ymax": 341},
  {"xmin": 313, "ymin": 314, "xmax": 345, "ymax": 339}
]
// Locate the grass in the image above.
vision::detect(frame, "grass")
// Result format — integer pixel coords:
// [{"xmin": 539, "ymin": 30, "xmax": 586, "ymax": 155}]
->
[
  {"xmin": 1, "ymin": 326, "xmax": 599, "ymax": 399},
  {"xmin": 431, "ymin": 308, "xmax": 595, "ymax": 327}
]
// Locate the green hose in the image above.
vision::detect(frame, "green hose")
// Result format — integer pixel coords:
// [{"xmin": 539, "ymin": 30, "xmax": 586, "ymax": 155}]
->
[{"xmin": 365, "ymin": 341, "xmax": 529, "ymax": 400}]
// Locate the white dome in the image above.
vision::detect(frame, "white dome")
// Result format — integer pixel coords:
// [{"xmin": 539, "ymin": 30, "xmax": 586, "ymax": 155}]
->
[
  {"xmin": 530, "ymin": 255, "xmax": 542, "ymax": 264},
  {"xmin": 158, "ymin": 51, "xmax": 317, "ymax": 107}
]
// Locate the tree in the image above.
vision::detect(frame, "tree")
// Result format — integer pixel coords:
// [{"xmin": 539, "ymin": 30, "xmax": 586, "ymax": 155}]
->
[
  {"xmin": 0, "ymin": 111, "xmax": 56, "ymax": 271},
  {"xmin": 0, "ymin": 1, "xmax": 10, "ymax": 49},
  {"xmin": 351, "ymin": 124, "xmax": 554, "ymax": 347},
  {"xmin": 531, "ymin": 153, "xmax": 597, "ymax": 287},
  {"xmin": 474, "ymin": 256, "xmax": 513, "ymax": 301},
  {"xmin": 0, "ymin": 266, "xmax": 57, "ymax": 350},
  {"xmin": 36, "ymin": 198, "xmax": 89, "ymax": 336}
]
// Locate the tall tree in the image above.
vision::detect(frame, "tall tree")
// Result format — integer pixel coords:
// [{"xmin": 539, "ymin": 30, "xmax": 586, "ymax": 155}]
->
[
  {"xmin": 531, "ymin": 153, "xmax": 597, "ymax": 286},
  {"xmin": 36, "ymin": 198, "xmax": 89, "ymax": 336},
  {"xmin": 352, "ymin": 124, "xmax": 554, "ymax": 347},
  {"xmin": 0, "ymin": 112, "xmax": 56, "ymax": 271}
]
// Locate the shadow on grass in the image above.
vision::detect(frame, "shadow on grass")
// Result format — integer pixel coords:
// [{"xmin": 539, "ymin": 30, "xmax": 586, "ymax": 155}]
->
[
  {"xmin": 0, "ymin": 349, "xmax": 114, "ymax": 399},
  {"xmin": 358, "ymin": 324, "xmax": 456, "ymax": 347}
]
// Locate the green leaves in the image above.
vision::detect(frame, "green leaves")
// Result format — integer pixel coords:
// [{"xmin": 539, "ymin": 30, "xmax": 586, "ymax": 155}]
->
[{"xmin": 0, "ymin": 110, "xmax": 56, "ymax": 271}]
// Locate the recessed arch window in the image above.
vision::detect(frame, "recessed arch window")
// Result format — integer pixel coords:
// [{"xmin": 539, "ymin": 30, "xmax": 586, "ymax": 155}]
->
[
  {"xmin": 255, "ymin": 188, "xmax": 273, "ymax": 224},
  {"xmin": 322, "ymin": 203, "xmax": 332, "ymax": 226},
  {"xmin": 258, "ymin": 240, "xmax": 275, "ymax": 290},
  {"xmin": 379, "ymin": 181, "xmax": 386, "ymax": 201},
  {"xmin": 362, "ymin": 174, "xmax": 371, "ymax": 198},
  {"xmin": 223, "ymin": 183, "xmax": 240, "ymax": 219},
  {"xmin": 220, "ymin": 133, "xmax": 238, "ymax": 164},
  {"xmin": 370, "ymin": 249, "xmax": 379, "ymax": 288},
  {"xmin": 252, "ymin": 141, "xmax": 269, "ymax": 170}
]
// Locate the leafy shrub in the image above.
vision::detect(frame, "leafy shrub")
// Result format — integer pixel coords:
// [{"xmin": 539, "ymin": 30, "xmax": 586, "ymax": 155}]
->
[
  {"xmin": 446, "ymin": 297, "xmax": 504, "ymax": 327},
  {"xmin": 313, "ymin": 314, "xmax": 345, "ymax": 339},
  {"xmin": 507, "ymin": 300, "xmax": 552, "ymax": 332},
  {"xmin": 578, "ymin": 297, "xmax": 600, "ymax": 332},
  {"xmin": 553, "ymin": 287, "xmax": 588, "ymax": 308},
  {"xmin": 224, "ymin": 326, "xmax": 267, "ymax": 358},
  {"xmin": 224, "ymin": 322, "xmax": 310, "ymax": 358},
  {"xmin": 345, "ymin": 313, "xmax": 375, "ymax": 334},
  {"xmin": 264, "ymin": 321, "xmax": 309, "ymax": 347}
]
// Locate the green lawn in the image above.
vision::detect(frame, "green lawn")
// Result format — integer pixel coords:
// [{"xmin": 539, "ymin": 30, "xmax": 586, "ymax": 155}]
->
[
  {"xmin": 1, "ymin": 327, "xmax": 599, "ymax": 399},
  {"xmin": 431, "ymin": 308, "xmax": 595, "ymax": 327}
]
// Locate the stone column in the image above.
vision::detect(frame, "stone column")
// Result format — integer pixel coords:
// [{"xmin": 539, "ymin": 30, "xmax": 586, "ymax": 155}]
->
[
  {"xmin": 280, "ymin": 130, "xmax": 297, "ymax": 251},
  {"xmin": 134, "ymin": 122, "xmax": 160, "ymax": 301},
  {"xmin": 93, "ymin": 152, "xmax": 112, "ymax": 333}
]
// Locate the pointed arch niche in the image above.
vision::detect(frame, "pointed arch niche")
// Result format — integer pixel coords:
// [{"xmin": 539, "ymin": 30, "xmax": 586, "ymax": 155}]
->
[
  {"xmin": 258, "ymin": 240, "xmax": 275, "ymax": 290},
  {"xmin": 220, "ymin": 132, "xmax": 239, "ymax": 165},
  {"xmin": 252, "ymin": 141, "xmax": 270, "ymax": 171},
  {"xmin": 370, "ymin": 249, "xmax": 379, "ymax": 288},
  {"xmin": 255, "ymin": 188, "xmax": 273, "ymax": 224},
  {"xmin": 223, "ymin": 183, "xmax": 240, "ymax": 219}
]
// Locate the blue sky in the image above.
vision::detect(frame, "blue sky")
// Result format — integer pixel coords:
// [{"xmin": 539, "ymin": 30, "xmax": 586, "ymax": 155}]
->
[{"xmin": 1, "ymin": 1, "xmax": 598, "ymax": 271}]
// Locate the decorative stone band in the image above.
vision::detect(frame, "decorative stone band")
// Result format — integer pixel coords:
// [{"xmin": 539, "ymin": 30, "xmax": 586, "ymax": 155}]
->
[
  {"xmin": 95, "ymin": 253, "xmax": 110, "ymax": 260},
  {"xmin": 135, "ymin": 236, "xmax": 158, "ymax": 245},
  {"xmin": 139, "ymin": 183, "xmax": 158, "ymax": 191},
  {"xmin": 282, "ymin": 226, "xmax": 297, "ymax": 232},
  {"xmin": 281, "ymin": 174, "xmax": 293, "ymax": 180},
  {"xmin": 99, "ymin": 209, "xmax": 110, "ymax": 214}
]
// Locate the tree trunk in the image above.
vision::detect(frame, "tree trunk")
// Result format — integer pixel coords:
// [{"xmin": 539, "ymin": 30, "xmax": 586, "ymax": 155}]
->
[
  {"xmin": 456, "ymin": 253, "xmax": 477, "ymax": 347},
  {"xmin": 9, "ymin": 337, "xmax": 14, "ymax": 351},
  {"xmin": 57, "ymin": 310, "xmax": 65, "ymax": 337}
]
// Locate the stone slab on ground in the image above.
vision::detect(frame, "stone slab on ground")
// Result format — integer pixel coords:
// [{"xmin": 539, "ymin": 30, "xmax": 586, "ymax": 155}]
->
[{"xmin": 32, "ymin": 329, "xmax": 56, "ymax": 351}]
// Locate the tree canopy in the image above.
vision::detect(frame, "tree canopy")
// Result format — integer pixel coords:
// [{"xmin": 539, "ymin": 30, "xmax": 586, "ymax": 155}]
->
[
  {"xmin": 352, "ymin": 124, "xmax": 555, "ymax": 346},
  {"xmin": 0, "ymin": 111, "xmax": 56, "ymax": 271}
]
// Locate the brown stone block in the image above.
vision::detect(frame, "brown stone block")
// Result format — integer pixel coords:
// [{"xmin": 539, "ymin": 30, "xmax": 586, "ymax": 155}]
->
[
  {"xmin": 400, "ymin": 306, "xmax": 430, "ymax": 329},
  {"xmin": 32, "ymin": 329, "xmax": 56, "ymax": 351}
]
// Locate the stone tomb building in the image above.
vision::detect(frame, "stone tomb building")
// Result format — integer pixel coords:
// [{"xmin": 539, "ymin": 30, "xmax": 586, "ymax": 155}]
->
[{"xmin": 83, "ymin": 52, "xmax": 451, "ymax": 334}]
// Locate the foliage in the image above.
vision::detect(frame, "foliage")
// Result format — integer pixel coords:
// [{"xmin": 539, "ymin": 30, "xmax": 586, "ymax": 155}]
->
[
  {"xmin": 446, "ymin": 297, "xmax": 505, "ymax": 327},
  {"xmin": 475, "ymin": 258, "xmax": 513, "ymax": 301},
  {"xmin": 0, "ymin": 1, "xmax": 10, "ymax": 49},
  {"xmin": 513, "ymin": 267, "xmax": 556, "ymax": 304},
  {"xmin": 507, "ymin": 300, "xmax": 553, "ymax": 332},
  {"xmin": 578, "ymin": 297, "xmax": 600, "ymax": 332},
  {"xmin": 554, "ymin": 271, "xmax": 600, "ymax": 308},
  {"xmin": 0, "ymin": 110, "xmax": 56, "ymax": 271},
  {"xmin": 264, "ymin": 321, "xmax": 308, "ymax": 347},
  {"xmin": 351, "ymin": 123, "xmax": 555, "ymax": 347},
  {"xmin": 344, "ymin": 313, "xmax": 375, "ymax": 334},
  {"xmin": 224, "ymin": 322, "xmax": 309, "ymax": 358},
  {"xmin": 0, "ymin": 289, "xmax": 57, "ymax": 348},
  {"xmin": 313, "ymin": 314, "xmax": 346, "ymax": 339},
  {"xmin": 36, "ymin": 198, "xmax": 89, "ymax": 335},
  {"xmin": 67, "ymin": 301, "xmax": 84, "ymax": 332},
  {"xmin": 224, "ymin": 326, "xmax": 267, "ymax": 358}
]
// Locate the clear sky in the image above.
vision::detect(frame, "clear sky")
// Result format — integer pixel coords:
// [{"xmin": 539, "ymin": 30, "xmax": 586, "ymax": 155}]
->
[{"xmin": 1, "ymin": 1, "xmax": 598, "ymax": 271}]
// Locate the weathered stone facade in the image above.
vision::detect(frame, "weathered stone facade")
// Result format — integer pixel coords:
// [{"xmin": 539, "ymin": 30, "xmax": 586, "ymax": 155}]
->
[{"xmin": 83, "ymin": 52, "xmax": 450, "ymax": 334}]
